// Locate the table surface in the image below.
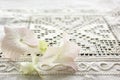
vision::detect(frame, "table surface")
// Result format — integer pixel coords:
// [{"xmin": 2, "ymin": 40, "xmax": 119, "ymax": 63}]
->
[{"xmin": 0, "ymin": 0, "xmax": 120, "ymax": 80}]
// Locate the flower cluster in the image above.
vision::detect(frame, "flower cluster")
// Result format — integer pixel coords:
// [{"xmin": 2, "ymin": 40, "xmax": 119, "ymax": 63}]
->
[{"xmin": 1, "ymin": 27, "xmax": 80, "ymax": 75}]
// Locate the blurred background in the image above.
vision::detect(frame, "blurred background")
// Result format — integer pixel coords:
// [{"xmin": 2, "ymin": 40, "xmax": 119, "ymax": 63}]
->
[{"xmin": 0, "ymin": 0, "xmax": 119, "ymax": 11}]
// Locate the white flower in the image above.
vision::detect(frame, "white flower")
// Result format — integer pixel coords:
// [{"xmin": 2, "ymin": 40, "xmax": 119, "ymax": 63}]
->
[
  {"xmin": 1, "ymin": 26, "xmax": 79, "ymax": 74},
  {"xmin": 1, "ymin": 27, "xmax": 39, "ymax": 60},
  {"xmin": 40, "ymin": 33, "xmax": 80, "ymax": 71}
]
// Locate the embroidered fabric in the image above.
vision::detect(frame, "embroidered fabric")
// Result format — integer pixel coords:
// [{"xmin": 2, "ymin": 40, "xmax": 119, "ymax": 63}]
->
[{"xmin": 0, "ymin": 9, "xmax": 120, "ymax": 80}]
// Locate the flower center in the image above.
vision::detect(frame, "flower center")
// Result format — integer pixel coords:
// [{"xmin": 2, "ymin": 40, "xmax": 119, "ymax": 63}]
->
[{"xmin": 20, "ymin": 38, "xmax": 23, "ymax": 42}]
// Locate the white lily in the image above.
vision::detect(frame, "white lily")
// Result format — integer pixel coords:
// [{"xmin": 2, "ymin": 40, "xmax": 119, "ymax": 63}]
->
[
  {"xmin": 1, "ymin": 27, "xmax": 39, "ymax": 60},
  {"xmin": 40, "ymin": 33, "xmax": 80, "ymax": 71}
]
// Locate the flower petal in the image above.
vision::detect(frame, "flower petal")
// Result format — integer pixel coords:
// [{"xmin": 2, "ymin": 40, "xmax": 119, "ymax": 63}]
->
[
  {"xmin": 40, "ymin": 47, "xmax": 59, "ymax": 63},
  {"xmin": 20, "ymin": 28, "xmax": 38, "ymax": 47},
  {"xmin": 40, "ymin": 33, "xmax": 80, "ymax": 71},
  {"xmin": 1, "ymin": 27, "xmax": 39, "ymax": 60},
  {"xmin": 63, "ymin": 41, "xmax": 79, "ymax": 59}
]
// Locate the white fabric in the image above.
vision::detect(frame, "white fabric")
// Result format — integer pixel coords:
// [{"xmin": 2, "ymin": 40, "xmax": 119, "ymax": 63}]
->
[
  {"xmin": 0, "ymin": 0, "xmax": 119, "ymax": 11},
  {"xmin": 0, "ymin": 0, "xmax": 120, "ymax": 80}
]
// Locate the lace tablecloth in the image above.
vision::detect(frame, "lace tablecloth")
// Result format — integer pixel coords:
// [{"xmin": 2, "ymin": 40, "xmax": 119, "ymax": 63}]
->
[{"xmin": 1, "ymin": 0, "xmax": 120, "ymax": 80}]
